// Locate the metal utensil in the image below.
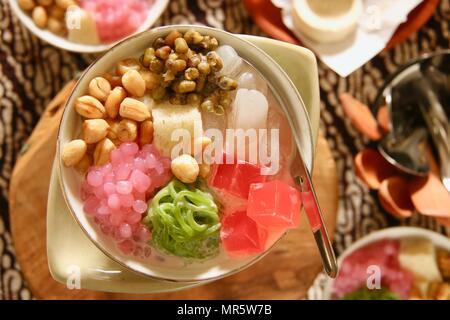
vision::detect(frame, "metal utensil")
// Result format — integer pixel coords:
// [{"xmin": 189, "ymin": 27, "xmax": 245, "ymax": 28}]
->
[
  {"xmin": 291, "ymin": 150, "xmax": 338, "ymax": 278},
  {"xmin": 376, "ymin": 52, "xmax": 450, "ymax": 189},
  {"xmin": 239, "ymin": 57, "xmax": 338, "ymax": 278}
]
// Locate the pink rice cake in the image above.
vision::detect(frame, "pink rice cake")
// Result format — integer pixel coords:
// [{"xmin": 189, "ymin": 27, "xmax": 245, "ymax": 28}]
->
[{"xmin": 80, "ymin": 0, "xmax": 153, "ymax": 43}]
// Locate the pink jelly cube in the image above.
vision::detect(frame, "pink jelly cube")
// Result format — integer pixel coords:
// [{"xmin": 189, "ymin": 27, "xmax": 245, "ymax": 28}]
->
[
  {"xmin": 247, "ymin": 180, "xmax": 301, "ymax": 229},
  {"xmin": 211, "ymin": 155, "xmax": 267, "ymax": 199},
  {"xmin": 220, "ymin": 210, "xmax": 268, "ymax": 257}
]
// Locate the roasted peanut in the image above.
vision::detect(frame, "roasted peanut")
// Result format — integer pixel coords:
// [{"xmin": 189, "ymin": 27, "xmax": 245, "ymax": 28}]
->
[
  {"xmin": 436, "ymin": 283, "xmax": 450, "ymax": 300},
  {"xmin": 75, "ymin": 95, "xmax": 106, "ymax": 119},
  {"xmin": 106, "ymin": 119, "xmax": 120, "ymax": 140},
  {"xmin": 164, "ymin": 30, "xmax": 182, "ymax": 47},
  {"xmin": 55, "ymin": 0, "xmax": 76, "ymax": 9},
  {"xmin": 32, "ymin": 6, "xmax": 48, "ymax": 28},
  {"xmin": 119, "ymin": 97, "xmax": 151, "ymax": 121},
  {"xmin": 173, "ymin": 80, "xmax": 196, "ymax": 93},
  {"xmin": 117, "ymin": 119, "xmax": 138, "ymax": 143},
  {"xmin": 171, "ymin": 154, "xmax": 199, "ymax": 184},
  {"xmin": 139, "ymin": 120, "xmax": 154, "ymax": 146},
  {"xmin": 47, "ymin": 17, "xmax": 64, "ymax": 35},
  {"xmin": 61, "ymin": 139, "xmax": 87, "ymax": 167},
  {"xmin": 75, "ymin": 153, "xmax": 92, "ymax": 173},
  {"xmin": 48, "ymin": 4, "xmax": 65, "ymax": 19},
  {"xmin": 139, "ymin": 69, "xmax": 161, "ymax": 90},
  {"xmin": 116, "ymin": 58, "xmax": 141, "ymax": 76},
  {"xmin": 18, "ymin": 0, "xmax": 36, "ymax": 11},
  {"xmin": 82, "ymin": 119, "xmax": 109, "ymax": 144},
  {"xmin": 93, "ymin": 138, "xmax": 116, "ymax": 166},
  {"xmin": 88, "ymin": 77, "xmax": 111, "ymax": 102},
  {"xmin": 104, "ymin": 86, "xmax": 127, "ymax": 119},
  {"xmin": 37, "ymin": 0, "xmax": 53, "ymax": 6},
  {"xmin": 103, "ymin": 72, "xmax": 122, "ymax": 88},
  {"xmin": 122, "ymin": 69, "xmax": 146, "ymax": 98}
]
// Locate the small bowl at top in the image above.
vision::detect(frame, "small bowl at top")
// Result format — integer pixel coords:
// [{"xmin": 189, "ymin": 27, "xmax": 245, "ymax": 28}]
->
[{"xmin": 8, "ymin": 0, "xmax": 169, "ymax": 53}]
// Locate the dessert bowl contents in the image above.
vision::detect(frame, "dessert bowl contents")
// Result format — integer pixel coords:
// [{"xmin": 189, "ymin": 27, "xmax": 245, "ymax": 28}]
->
[
  {"xmin": 333, "ymin": 237, "xmax": 450, "ymax": 300},
  {"xmin": 59, "ymin": 27, "xmax": 304, "ymax": 279},
  {"xmin": 17, "ymin": 0, "xmax": 155, "ymax": 45}
]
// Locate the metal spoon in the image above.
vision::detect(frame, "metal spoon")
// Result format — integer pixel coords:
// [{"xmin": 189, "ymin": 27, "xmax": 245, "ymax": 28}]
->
[{"xmin": 238, "ymin": 57, "xmax": 338, "ymax": 278}]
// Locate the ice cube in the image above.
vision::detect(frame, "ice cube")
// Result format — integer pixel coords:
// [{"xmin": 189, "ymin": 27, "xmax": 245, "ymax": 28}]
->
[
  {"xmin": 247, "ymin": 180, "xmax": 301, "ymax": 229},
  {"xmin": 216, "ymin": 45, "xmax": 243, "ymax": 78}
]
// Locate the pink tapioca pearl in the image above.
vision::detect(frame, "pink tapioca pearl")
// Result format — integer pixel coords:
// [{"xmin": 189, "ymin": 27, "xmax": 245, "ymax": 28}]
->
[
  {"xmin": 130, "ymin": 169, "xmax": 151, "ymax": 193},
  {"xmin": 126, "ymin": 211, "xmax": 142, "ymax": 224},
  {"xmin": 120, "ymin": 143, "xmax": 139, "ymax": 157},
  {"xmin": 97, "ymin": 205, "xmax": 110, "ymax": 216},
  {"xmin": 134, "ymin": 157, "xmax": 147, "ymax": 172},
  {"xmin": 119, "ymin": 223, "xmax": 132, "ymax": 239},
  {"xmin": 132, "ymin": 200, "xmax": 148, "ymax": 214},
  {"xmin": 119, "ymin": 194, "xmax": 134, "ymax": 207},
  {"xmin": 116, "ymin": 180, "xmax": 133, "ymax": 195},
  {"xmin": 83, "ymin": 196, "xmax": 99, "ymax": 215},
  {"xmin": 110, "ymin": 212, "xmax": 125, "ymax": 227},
  {"xmin": 103, "ymin": 182, "xmax": 116, "ymax": 195},
  {"xmin": 110, "ymin": 148, "xmax": 122, "ymax": 166},
  {"xmin": 118, "ymin": 240, "xmax": 134, "ymax": 255},
  {"xmin": 142, "ymin": 144, "xmax": 159, "ymax": 156},
  {"xmin": 136, "ymin": 226, "xmax": 151, "ymax": 243},
  {"xmin": 93, "ymin": 185, "xmax": 105, "ymax": 199},
  {"xmin": 87, "ymin": 170, "xmax": 103, "ymax": 187},
  {"xmin": 144, "ymin": 153, "xmax": 157, "ymax": 169},
  {"xmin": 115, "ymin": 163, "xmax": 132, "ymax": 180},
  {"xmin": 107, "ymin": 194, "xmax": 121, "ymax": 210},
  {"xmin": 100, "ymin": 224, "xmax": 112, "ymax": 235},
  {"xmin": 100, "ymin": 163, "xmax": 113, "ymax": 175}
]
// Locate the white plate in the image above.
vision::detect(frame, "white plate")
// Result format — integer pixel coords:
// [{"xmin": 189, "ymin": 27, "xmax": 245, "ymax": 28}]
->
[{"xmin": 8, "ymin": 0, "xmax": 169, "ymax": 53}]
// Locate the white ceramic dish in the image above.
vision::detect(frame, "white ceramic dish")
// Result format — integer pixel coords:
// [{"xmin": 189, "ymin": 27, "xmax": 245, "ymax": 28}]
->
[
  {"xmin": 8, "ymin": 0, "xmax": 169, "ymax": 53},
  {"xmin": 322, "ymin": 227, "xmax": 450, "ymax": 300},
  {"xmin": 52, "ymin": 29, "xmax": 320, "ymax": 287}
]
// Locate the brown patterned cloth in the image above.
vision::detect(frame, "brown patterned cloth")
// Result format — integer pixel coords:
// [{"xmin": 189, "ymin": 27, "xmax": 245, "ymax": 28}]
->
[{"xmin": 0, "ymin": 0, "xmax": 448, "ymax": 300}]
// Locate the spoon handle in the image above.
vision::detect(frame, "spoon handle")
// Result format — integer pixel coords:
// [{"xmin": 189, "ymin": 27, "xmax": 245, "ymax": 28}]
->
[{"xmin": 293, "ymin": 156, "xmax": 338, "ymax": 278}]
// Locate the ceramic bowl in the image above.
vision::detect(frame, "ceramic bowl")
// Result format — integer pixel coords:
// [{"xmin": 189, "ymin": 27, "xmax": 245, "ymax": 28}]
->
[
  {"xmin": 57, "ymin": 25, "xmax": 315, "ymax": 282},
  {"xmin": 8, "ymin": 0, "xmax": 169, "ymax": 53},
  {"xmin": 322, "ymin": 227, "xmax": 450, "ymax": 299}
]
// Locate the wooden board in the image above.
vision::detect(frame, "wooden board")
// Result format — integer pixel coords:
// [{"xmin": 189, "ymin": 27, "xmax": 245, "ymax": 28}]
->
[
  {"xmin": 243, "ymin": 0, "xmax": 439, "ymax": 51},
  {"xmin": 9, "ymin": 82, "xmax": 338, "ymax": 299}
]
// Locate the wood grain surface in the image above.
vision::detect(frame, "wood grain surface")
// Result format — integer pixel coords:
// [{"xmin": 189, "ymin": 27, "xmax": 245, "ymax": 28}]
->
[{"xmin": 9, "ymin": 82, "xmax": 338, "ymax": 299}]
